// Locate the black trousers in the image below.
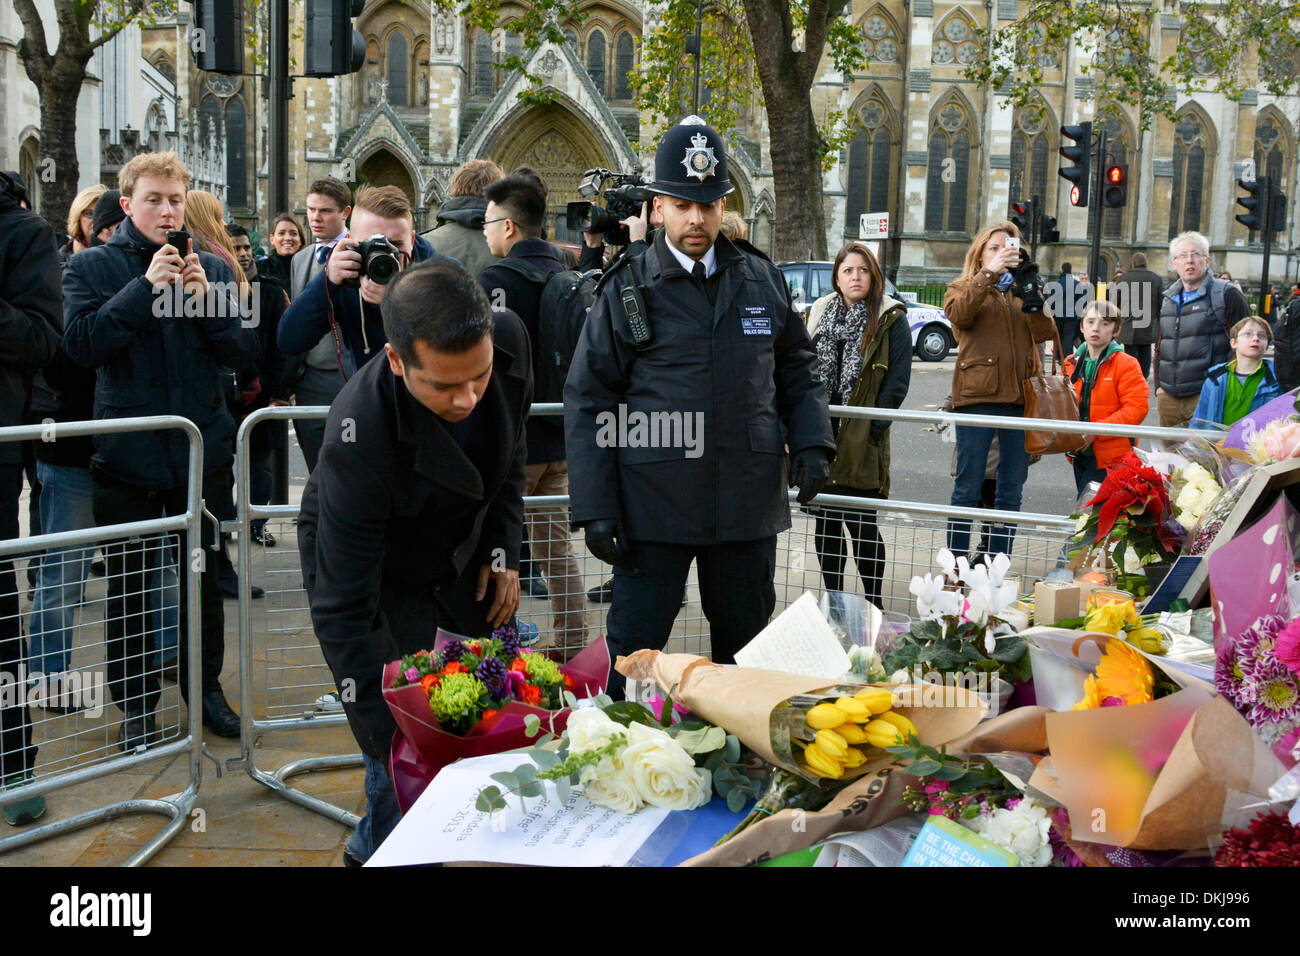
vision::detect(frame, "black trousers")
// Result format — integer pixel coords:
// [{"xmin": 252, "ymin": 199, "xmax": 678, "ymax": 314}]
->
[
  {"xmin": 0, "ymin": 465, "xmax": 33, "ymax": 781},
  {"xmin": 92, "ymin": 468, "xmax": 230, "ymax": 715},
  {"xmin": 605, "ymin": 537, "xmax": 777, "ymax": 698},
  {"xmin": 812, "ymin": 485, "xmax": 885, "ymax": 608}
]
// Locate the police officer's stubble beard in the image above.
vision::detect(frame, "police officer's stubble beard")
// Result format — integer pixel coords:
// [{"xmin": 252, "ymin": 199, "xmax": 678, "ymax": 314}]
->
[{"xmin": 654, "ymin": 195, "xmax": 724, "ymax": 261}]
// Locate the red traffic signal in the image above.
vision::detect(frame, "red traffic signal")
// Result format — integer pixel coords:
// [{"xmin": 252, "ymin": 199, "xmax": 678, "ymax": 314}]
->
[{"xmin": 1102, "ymin": 164, "xmax": 1128, "ymax": 208}]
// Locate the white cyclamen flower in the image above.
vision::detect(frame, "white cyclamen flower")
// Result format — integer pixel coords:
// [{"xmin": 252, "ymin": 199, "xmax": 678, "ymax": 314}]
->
[
  {"xmin": 620, "ymin": 721, "xmax": 711, "ymax": 811},
  {"xmin": 971, "ymin": 800, "xmax": 1053, "ymax": 867}
]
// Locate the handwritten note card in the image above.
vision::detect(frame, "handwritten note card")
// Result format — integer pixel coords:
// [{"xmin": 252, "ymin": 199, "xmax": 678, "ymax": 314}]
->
[{"xmin": 734, "ymin": 591, "xmax": 851, "ymax": 679}]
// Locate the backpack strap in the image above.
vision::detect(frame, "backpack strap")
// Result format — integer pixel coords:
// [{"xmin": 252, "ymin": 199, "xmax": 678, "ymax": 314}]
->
[{"xmin": 491, "ymin": 256, "xmax": 552, "ymax": 287}]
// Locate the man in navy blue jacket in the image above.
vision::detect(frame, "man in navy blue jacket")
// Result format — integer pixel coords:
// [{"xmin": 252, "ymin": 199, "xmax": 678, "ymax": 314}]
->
[
  {"xmin": 278, "ymin": 185, "xmax": 458, "ymax": 374},
  {"xmin": 62, "ymin": 152, "xmax": 259, "ymax": 749}
]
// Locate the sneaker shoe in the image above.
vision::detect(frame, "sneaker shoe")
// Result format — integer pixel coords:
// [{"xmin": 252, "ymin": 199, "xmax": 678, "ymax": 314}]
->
[
  {"xmin": 1, "ymin": 775, "xmax": 46, "ymax": 827},
  {"xmin": 251, "ymin": 524, "xmax": 277, "ymax": 547},
  {"xmin": 587, "ymin": 578, "xmax": 614, "ymax": 603},
  {"xmin": 315, "ymin": 691, "xmax": 344, "ymax": 714},
  {"xmin": 89, "ymin": 558, "xmax": 106, "ymax": 577}
]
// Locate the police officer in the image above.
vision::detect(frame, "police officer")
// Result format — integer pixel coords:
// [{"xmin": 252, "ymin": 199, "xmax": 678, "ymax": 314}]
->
[{"xmin": 565, "ymin": 117, "xmax": 835, "ymax": 694}]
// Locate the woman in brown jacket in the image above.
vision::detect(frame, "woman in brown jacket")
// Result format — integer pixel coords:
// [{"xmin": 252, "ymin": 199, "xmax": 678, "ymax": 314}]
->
[{"xmin": 944, "ymin": 221, "xmax": 1057, "ymax": 562}]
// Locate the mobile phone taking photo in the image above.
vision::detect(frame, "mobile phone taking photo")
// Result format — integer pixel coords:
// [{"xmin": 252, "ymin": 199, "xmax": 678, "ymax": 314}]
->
[
  {"xmin": 1005, "ymin": 236, "xmax": 1020, "ymax": 251},
  {"xmin": 166, "ymin": 229, "xmax": 191, "ymax": 254}
]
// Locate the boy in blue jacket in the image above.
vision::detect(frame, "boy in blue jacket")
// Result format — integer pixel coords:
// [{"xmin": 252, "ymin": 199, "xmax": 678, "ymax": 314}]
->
[{"xmin": 1192, "ymin": 316, "xmax": 1283, "ymax": 429}]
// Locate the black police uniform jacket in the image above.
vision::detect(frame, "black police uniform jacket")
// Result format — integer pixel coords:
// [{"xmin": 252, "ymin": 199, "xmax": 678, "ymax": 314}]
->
[
  {"xmin": 564, "ymin": 231, "xmax": 834, "ymax": 544},
  {"xmin": 297, "ymin": 309, "xmax": 531, "ymax": 761}
]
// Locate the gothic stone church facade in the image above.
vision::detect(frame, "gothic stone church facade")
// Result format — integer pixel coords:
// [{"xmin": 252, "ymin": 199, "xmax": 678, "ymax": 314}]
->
[{"xmin": 144, "ymin": 0, "xmax": 1297, "ymax": 285}]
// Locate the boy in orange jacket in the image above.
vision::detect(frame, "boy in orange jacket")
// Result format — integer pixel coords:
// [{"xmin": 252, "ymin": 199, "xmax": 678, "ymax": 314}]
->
[{"xmin": 1062, "ymin": 300, "xmax": 1150, "ymax": 494}]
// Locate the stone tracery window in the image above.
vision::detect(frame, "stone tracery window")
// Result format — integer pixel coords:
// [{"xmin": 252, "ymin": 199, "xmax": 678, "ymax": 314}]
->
[
  {"xmin": 933, "ymin": 13, "xmax": 979, "ymax": 66},
  {"xmin": 1168, "ymin": 112, "xmax": 1213, "ymax": 238}
]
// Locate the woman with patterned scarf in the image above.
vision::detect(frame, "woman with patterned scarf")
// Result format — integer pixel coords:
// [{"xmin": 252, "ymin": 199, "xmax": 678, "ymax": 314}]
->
[{"xmin": 805, "ymin": 242, "xmax": 912, "ymax": 609}]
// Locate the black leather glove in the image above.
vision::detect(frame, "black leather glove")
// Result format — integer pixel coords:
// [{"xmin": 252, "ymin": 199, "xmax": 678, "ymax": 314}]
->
[
  {"xmin": 788, "ymin": 448, "xmax": 832, "ymax": 504},
  {"xmin": 584, "ymin": 518, "xmax": 630, "ymax": 568}
]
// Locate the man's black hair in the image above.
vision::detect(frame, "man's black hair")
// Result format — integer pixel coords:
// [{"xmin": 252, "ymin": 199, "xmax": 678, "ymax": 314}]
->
[
  {"xmin": 225, "ymin": 222, "xmax": 250, "ymax": 240},
  {"xmin": 382, "ymin": 259, "xmax": 493, "ymax": 366},
  {"xmin": 484, "ymin": 173, "xmax": 546, "ymax": 238},
  {"xmin": 1061, "ymin": 262, "xmax": 1073, "ymax": 273}
]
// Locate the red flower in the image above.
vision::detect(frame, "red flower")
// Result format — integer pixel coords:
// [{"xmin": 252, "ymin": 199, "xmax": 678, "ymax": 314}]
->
[
  {"xmin": 510, "ymin": 658, "xmax": 528, "ymax": 673},
  {"xmin": 419, "ymin": 673, "xmax": 440, "ymax": 693},
  {"xmin": 520, "ymin": 683, "xmax": 542, "ymax": 706},
  {"xmin": 440, "ymin": 661, "xmax": 467, "ymax": 676},
  {"xmin": 482, "ymin": 709, "xmax": 499, "ymax": 722},
  {"xmin": 1083, "ymin": 452, "xmax": 1171, "ymax": 542},
  {"xmin": 563, "ymin": 673, "xmax": 576, "ymax": 691}
]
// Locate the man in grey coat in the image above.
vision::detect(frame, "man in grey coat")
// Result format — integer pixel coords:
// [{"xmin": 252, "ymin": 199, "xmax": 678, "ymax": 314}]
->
[{"xmin": 420, "ymin": 159, "xmax": 502, "ymax": 279}]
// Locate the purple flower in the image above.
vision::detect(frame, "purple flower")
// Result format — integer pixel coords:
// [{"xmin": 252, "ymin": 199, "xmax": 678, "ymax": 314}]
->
[
  {"xmin": 476, "ymin": 656, "xmax": 509, "ymax": 698},
  {"xmin": 442, "ymin": 639, "xmax": 466, "ymax": 663},
  {"xmin": 1216, "ymin": 641, "xmax": 1243, "ymax": 706},
  {"xmin": 1244, "ymin": 657, "xmax": 1300, "ymax": 730},
  {"xmin": 403, "ymin": 666, "xmax": 420, "ymax": 683},
  {"xmin": 495, "ymin": 624, "xmax": 521, "ymax": 658},
  {"xmin": 507, "ymin": 669, "xmax": 525, "ymax": 695}
]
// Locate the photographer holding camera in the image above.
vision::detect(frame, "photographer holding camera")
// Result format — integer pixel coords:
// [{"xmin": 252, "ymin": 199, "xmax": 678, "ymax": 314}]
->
[
  {"xmin": 278, "ymin": 186, "xmax": 457, "ymax": 373},
  {"xmin": 571, "ymin": 170, "xmax": 660, "ymax": 273},
  {"xmin": 943, "ymin": 220, "xmax": 1056, "ymax": 564}
]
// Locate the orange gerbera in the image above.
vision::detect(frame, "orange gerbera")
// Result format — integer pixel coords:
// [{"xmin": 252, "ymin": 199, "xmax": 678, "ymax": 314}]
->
[
  {"xmin": 1075, "ymin": 638, "xmax": 1154, "ymax": 709},
  {"xmin": 440, "ymin": 661, "xmax": 468, "ymax": 676},
  {"xmin": 419, "ymin": 673, "xmax": 440, "ymax": 693}
]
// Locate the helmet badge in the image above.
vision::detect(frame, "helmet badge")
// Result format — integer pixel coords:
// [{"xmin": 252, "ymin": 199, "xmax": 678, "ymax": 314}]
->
[{"xmin": 681, "ymin": 132, "xmax": 719, "ymax": 182}]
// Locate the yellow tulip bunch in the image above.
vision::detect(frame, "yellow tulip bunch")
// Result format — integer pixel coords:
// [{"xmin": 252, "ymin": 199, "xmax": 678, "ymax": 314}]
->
[{"xmin": 800, "ymin": 688, "xmax": 919, "ymax": 780}]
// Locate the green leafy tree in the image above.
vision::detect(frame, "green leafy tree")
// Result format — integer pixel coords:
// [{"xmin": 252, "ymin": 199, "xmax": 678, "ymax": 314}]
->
[
  {"xmin": 14, "ymin": 0, "xmax": 181, "ymax": 231},
  {"xmin": 439, "ymin": 0, "xmax": 871, "ymax": 261},
  {"xmin": 968, "ymin": 0, "xmax": 1300, "ymax": 130}
]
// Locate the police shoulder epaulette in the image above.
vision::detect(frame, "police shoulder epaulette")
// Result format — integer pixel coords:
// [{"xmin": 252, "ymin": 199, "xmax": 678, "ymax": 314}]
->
[{"xmin": 593, "ymin": 251, "xmax": 637, "ymax": 292}]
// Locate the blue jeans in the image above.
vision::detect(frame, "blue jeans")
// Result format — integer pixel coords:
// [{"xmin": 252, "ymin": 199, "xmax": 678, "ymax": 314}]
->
[
  {"xmin": 346, "ymin": 753, "xmax": 402, "ymax": 863},
  {"xmin": 28, "ymin": 463, "xmax": 178, "ymax": 676},
  {"xmin": 947, "ymin": 403, "xmax": 1031, "ymax": 559}
]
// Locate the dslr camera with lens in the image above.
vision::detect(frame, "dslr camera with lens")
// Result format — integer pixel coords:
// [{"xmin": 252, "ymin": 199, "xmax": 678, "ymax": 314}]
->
[
  {"xmin": 343, "ymin": 233, "xmax": 401, "ymax": 288},
  {"xmin": 1010, "ymin": 254, "xmax": 1046, "ymax": 314},
  {"xmin": 565, "ymin": 168, "xmax": 653, "ymax": 247}
]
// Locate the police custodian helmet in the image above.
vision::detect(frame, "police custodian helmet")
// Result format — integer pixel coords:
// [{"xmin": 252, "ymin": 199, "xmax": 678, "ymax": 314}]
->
[{"xmin": 646, "ymin": 115, "xmax": 735, "ymax": 204}]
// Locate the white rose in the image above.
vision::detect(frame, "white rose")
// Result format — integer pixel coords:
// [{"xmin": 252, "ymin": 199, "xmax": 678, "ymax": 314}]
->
[
  {"xmin": 582, "ymin": 759, "xmax": 644, "ymax": 814},
  {"xmin": 620, "ymin": 721, "xmax": 711, "ymax": 812},
  {"xmin": 972, "ymin": 801, "xmax": 1053, "ymax": 867},
  {"xmin": 565, "ymin": 708, "xmax": 623, "ymax": 753}
]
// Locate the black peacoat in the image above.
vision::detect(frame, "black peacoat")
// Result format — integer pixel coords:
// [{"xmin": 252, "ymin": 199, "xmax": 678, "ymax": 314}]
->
[{"xmin": 297, "ymin": 308, "xmax": 532, "ymax": 761}]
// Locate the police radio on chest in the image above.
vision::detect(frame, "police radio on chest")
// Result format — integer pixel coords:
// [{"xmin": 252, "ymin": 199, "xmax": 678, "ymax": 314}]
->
[{"xmin": 620, "ymin": 285, "xmax": 653, "ymax": 347}]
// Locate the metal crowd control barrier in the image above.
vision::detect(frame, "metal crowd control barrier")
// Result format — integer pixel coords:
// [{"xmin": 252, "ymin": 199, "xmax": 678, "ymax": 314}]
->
[
  {"xmin": 230, "ymin": 405, "xmax": 361, "ymax": 827},
  {"xmin": 228, "ymin": 400, "xmax": 1210, "ymax": 824},
  {"xmin": 0, "ymin": 416, "xmax": 206, "ymax": 866}
]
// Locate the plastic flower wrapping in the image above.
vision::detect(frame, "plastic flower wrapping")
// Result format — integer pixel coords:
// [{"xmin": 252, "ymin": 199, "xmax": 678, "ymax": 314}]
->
[{"xmin": 1215, "ymin": 613, "xmax": 1300, "ymax": 752}]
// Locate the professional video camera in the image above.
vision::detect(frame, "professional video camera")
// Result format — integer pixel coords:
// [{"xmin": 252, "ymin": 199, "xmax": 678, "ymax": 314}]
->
[
  {"xmin": 343, "ymin": 233, "xmax": 401, "ymax": 288},
  {"xmin": 566, "ymin": 168, "xmax": 653, "ymax": 246},
  {"xmin": 1010, "ymin": 252, "xmax": 1046, "ymax": 314}
]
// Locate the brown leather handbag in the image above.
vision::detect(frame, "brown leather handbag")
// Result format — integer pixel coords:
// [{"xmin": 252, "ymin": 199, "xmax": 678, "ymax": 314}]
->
[{"xmin": 1021, "ymin": 328, "xmax": 1089, "ymax": 455}]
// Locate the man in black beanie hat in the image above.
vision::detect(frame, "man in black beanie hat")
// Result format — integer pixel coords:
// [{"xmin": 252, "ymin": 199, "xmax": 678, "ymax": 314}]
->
[{"xmin": 89, "ymin": 189, "xmax": 126, "ymax": 245}]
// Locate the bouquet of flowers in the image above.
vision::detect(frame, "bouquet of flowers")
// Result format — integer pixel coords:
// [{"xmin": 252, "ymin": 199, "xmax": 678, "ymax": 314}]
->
[
  {"xmin": 475, "ymin": 694, "xmax": 756, "ymax": 816},
  {"xmin": 383, "ymin": 629, "xmax": 610, "ymax": 810},
  {"xmin": 1170, "ymin": 461, "xmax": 1224, "ymax": 532},
  {"xmin": 1215, "ymin": 810, "xmax": 1300, "ymax": 866},
  {"xmin": 388, "ymin": 627, "xmax": 573, "ymax": 734},
  {"xmin": 1076, "ymin": 593, "xmax": 1168, "ymax": 655},
  {"xmin": 896, "ymin": 742, "xmax": 1082, "ymax": 867},
  {"xmin": 884, "ymin": 549, "xmax": 1031, "ymax": 689},
  {"xmin": 1068, "ymin": 451, "xmax": 1181, "ymax": 579},
  {"xmin": 1072, "ymin": 634, "xmax": 1180, "ymax": 710},
  {"xmin": 1215, "ymin": 614, "xmax": 1300, "ymax": 754}
]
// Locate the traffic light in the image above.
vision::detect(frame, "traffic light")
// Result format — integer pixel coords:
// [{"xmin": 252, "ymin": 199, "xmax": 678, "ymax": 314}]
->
[
  {"xmin": 1010, "ymin": 201, "xmax": 1030, "ymax": 236},
  {"xmin": 1102, "ymin": 164, "xmax": 1128, "ymax": 208},
  {"xmin": 1059, "ymin": 122, "xmax": 1092, "ymax": 208},
  {"xmin": 1041, "ymin": 215, "xmax": 1060, "ymax": 244},
  {"xmin": 1236, "ymin": 177, "xmax": 1265, "ymax": 232},
  {"xmin": 1271, "ymin": 190, "xmax": 1288, "ymax": 235},
  {"xmin": 304, "ymin": 0, "xmax": 366, "ymax": 77},
  {"xmin": 190, "ymin": 0, "xmax": 244, "ymax": 75}
]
